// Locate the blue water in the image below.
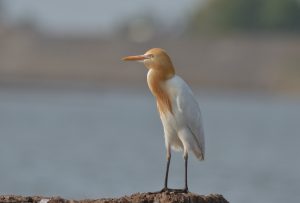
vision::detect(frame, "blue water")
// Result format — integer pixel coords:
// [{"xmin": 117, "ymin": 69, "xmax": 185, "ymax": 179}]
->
[{"xmin": 0, "ymin": 87, "xmax": 299, "ymax": 203}]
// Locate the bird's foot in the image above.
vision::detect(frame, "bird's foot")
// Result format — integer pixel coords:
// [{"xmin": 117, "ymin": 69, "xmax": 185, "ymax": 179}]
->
[
  {"xmin": 159, "ymin": 187, "xmax": 169, "ymax": 193},
  {"xmin": 149, "ymin": 187, "xmax": 189, "ymax": 194},
  {"xmin": 147, "ymin": 188, "xmax": 167, "ymax": 194},
  {"xmin": 166, "ymin": 188, "xmax": 189, "ymax": 193}
]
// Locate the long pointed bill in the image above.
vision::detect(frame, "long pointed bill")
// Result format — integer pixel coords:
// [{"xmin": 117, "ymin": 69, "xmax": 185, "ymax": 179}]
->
[{"xmin": 122, "ymin": 54, "xmax": 150, "ymax": 61}]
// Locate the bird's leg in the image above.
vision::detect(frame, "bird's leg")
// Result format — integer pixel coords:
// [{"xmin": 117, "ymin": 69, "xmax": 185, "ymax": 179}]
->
[
  {"xmin": 148, "ymin": 148, "xmax": 171, "ymax": 194},
  {"xmin": 166, "ymin": 153, "xmax": 189, "ymax": 193},
  {"xmin": 184, "ymin": 153, "xmax": 189, "ymax": 193},
  {"xmin": 149, "ymin": 148, "xmax": 189, "ymax": 194},
  {"xmin": 160, "ymin": 148, "xmax": 171, "ymax": 192},
  {"xmin": 157, "ymin": 152, "xmax": 189, "ymax": 194},
  {"xmin": 164, "ymin": 154, "xmax": 171, "ymax": 189}
]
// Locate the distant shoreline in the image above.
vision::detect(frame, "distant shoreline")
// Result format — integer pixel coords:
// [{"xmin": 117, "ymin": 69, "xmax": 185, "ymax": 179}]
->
[{"xmin": 1, "ymin": 25, "xmax": 299, "ymax": 95}]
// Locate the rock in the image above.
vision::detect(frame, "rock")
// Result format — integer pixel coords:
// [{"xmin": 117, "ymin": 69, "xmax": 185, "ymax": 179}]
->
[{"xmin": 0, "ymin": 192, "xmax": 229, "ymax": 203}]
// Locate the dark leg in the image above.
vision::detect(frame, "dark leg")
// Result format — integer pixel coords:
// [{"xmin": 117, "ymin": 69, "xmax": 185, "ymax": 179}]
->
[
  {"xmin": 149, "ymin": 149, "xmax": 189, "ymax": 194},
  {"xmin": 162, "ymin": 153, "xmax": 188, "ymax": 193},
  {"xmin": 184, "ymin": 153, "xmax": 189, "ymax": 192},
  {"xmin": 159, "ymin": 151, "xmax": 171, "ymax": 192},
  {"xmin": 157, "ymin": 153, "xmax": 189, "ymax": 193},
  {"xmin": 149, "ymin": 150, "xmax": 171, "ymax": 194},
  {"xmin": 164, "ymin": 154, "xmax": 171, "ymax": 189}
]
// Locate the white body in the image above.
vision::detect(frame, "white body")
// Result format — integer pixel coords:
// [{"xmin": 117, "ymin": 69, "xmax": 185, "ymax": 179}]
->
[{"xmin": 149, "ymin": 73, "xmax": 205, "ymax": 160}]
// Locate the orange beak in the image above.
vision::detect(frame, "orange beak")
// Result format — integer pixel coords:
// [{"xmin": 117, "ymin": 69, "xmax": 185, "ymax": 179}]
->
[{"xmin": 122, "ymin": 54, "xmax": 150, "ymax": 61}]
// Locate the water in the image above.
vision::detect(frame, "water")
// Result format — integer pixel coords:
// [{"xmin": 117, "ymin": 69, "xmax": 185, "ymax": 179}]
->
[{"xmin": 0, "ymin": 87, "xmax": 299, "ymax": 203}]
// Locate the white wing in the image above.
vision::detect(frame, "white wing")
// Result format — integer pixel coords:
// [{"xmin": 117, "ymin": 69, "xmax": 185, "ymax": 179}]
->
[{"xmin": 173, "ymin": 76, "xmax": 205, "ymax": 160}]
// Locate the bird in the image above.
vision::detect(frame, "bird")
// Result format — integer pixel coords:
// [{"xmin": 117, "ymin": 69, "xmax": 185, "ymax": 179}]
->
[{"xmin": 122, "ymin": 48, "xmax": 204, "ymax": 193}]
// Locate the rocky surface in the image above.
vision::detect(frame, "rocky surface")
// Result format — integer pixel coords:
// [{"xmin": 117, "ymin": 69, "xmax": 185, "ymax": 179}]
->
[{"xmin": 0, "ymin": 192, "xmax": 229, "ymax": 203}]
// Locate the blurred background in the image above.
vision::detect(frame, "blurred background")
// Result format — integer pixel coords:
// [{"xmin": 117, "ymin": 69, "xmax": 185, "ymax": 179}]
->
[{"xmin": 0, "ymin": 0, "xmax": 299, "ymax": 202}]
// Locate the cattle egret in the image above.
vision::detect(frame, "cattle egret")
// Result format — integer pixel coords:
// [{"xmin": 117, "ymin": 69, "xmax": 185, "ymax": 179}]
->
[{"xmin": 122, "ymin": 48, "xmax": 205, "ymax": 193}]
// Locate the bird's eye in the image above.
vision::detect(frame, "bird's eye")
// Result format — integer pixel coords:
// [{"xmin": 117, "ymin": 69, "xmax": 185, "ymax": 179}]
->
[{"xmin": 148, "ymin": 54, "xmax": 154, "ymax": 58}]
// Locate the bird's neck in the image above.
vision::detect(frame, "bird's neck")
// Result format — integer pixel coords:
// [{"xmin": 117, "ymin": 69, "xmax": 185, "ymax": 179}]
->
[{"xmin": 147, "ymin": 69, "xmax": 175, "ymax": 115}]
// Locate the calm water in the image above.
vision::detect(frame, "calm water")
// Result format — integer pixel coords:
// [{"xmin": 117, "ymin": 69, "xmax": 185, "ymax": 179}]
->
[{"xmin": 0, "ymin": 87, "xmax": 299, "ymax": 203}]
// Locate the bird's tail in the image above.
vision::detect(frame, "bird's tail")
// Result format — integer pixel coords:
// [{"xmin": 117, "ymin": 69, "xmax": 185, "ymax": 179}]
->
[{"xmin": 193, "ymin": 147, "xmax": 205, "ymax": 161}]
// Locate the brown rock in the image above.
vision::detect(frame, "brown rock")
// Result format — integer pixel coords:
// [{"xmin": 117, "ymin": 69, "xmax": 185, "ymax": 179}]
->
[{"xmin": 0, "ymin": 192, "xmax": 229, "ymax": 203}]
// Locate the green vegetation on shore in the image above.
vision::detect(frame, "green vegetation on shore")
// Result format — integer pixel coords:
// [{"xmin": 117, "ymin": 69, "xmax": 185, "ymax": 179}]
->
[{"xmin": 189, "ymin": 0, "xmax": 300, "ymax": 33}]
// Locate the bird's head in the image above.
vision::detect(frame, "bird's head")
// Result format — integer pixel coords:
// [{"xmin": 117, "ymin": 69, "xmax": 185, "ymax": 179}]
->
[{"xmin": 122, "ymin": 48, "xmax": 175, "ymax": 77}]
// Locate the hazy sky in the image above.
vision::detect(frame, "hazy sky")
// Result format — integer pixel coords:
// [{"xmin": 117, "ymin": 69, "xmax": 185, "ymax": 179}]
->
[{"xmin": 1, "ymin": 0, "xmax": 200, "ymax": 35}]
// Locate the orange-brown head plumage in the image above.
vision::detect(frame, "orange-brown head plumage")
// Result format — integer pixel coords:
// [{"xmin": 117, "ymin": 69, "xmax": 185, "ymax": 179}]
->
[
  {"xmin": 122, "ymin": 48, "xmax": 175, "ymax": 115},
  {"xmin": 143, "ymin": 48, "xmax": 175, "ymax": 78}
]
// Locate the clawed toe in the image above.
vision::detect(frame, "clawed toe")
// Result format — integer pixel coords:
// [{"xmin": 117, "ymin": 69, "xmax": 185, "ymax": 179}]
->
[
  {"xmin": 149, "ymin": 187, "xmax": 189, "ymax": 194},
  {"xmin": 167, "ymin": 188, "xmax": 189, "ymax": 193}
]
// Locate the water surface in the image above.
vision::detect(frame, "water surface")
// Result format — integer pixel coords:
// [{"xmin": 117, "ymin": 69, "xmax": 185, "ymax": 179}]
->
[{"xmin": 0, "ymin": 87, "xmax": 299, "ymax": 203}]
